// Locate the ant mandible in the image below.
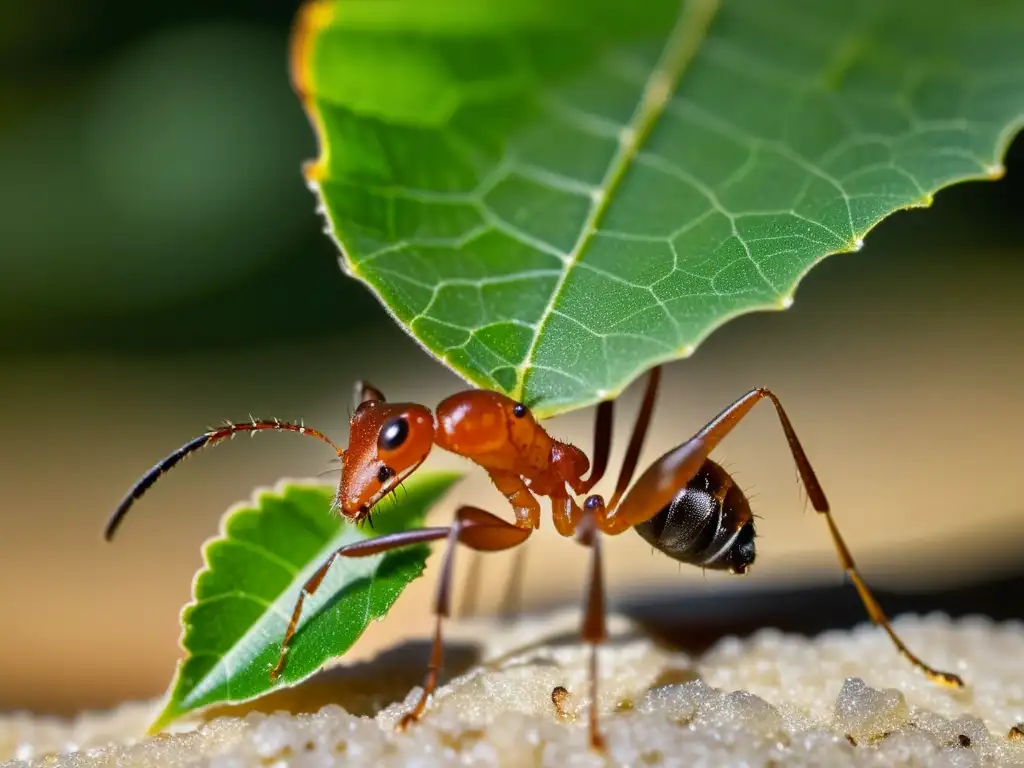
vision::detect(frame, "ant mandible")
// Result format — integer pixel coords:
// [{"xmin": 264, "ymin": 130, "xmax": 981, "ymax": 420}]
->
[{"xmin": 104, "ymin": 366, "xmax": 965, "ymax": 751}]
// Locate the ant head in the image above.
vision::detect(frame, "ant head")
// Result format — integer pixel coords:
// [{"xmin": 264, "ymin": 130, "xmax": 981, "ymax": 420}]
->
[{"xmin": 339, "ymin": 399, "xmax": 434, "ymax": 520}]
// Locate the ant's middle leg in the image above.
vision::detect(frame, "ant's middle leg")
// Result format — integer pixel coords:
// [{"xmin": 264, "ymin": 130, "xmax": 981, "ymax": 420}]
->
[
  {"xmin": 571, "ymin": 500, "xmax": 609, "ymax": 752},
  {"xmin": 270, "ymin": 506, "xmax": 532, "ymax": 722},
  {"xmin": 606, "ymin": 387, "xmax": 965, "ymax": 689},
  {"xmin": 393, "ymin": 506, "xmax": 531, "ymax": 727},
  {"xmin": 554, "ymin": 367, "xmax": 660, "ymax": 752}
]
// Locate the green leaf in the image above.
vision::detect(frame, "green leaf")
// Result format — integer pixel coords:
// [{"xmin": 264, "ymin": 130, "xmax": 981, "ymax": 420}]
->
[
  {"xmin": 149, "ymin": 471, "xmax": 461, "ymax": 732},
  {"xmin": 293, "ymin": 0, "xmax": 1024, "ymax": 417}
]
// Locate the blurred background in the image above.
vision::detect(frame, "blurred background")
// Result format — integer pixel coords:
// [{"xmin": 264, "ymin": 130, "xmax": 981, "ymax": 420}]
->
[{"xmin": 2, "ymin": 0, "xmax": 1023, "ymax": 718}]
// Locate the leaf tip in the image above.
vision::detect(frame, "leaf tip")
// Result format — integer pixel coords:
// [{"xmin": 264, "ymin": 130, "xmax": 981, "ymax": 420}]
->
[{"xmin": 146, "ymin": 704, "xmax": 179, "ymax": 736}]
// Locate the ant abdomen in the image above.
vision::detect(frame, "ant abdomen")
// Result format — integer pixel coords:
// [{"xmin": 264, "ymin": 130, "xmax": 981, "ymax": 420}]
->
[{"xmin": 634, "ymin": 459, "xmax": 756, "ymax": 574}]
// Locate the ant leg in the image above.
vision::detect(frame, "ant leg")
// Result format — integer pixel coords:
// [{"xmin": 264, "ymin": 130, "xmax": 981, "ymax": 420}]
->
[
  {"xmin": 605, "ymin": 365, "xmax": 661, "ymax": 509},
  {"xmin": 487, "ymin": 469, "xmax": 542, "ymax": 528},
  {"xmin": 395, "ymin": 506, "xmax": 531, "ymax": 727},
  {"xmin": 270, "ymin": 507, "xmax": 532, "ymax": 721},
  {"xmin": 579, "ymin": 399, "xmax": 613, "ymax": 494},
  {"xmin": 575, "ymin": 502, "xmax": 608, "ymax": 752},
  {"xmin": 458, "ymin": 543, "xmax": 528, "ymax": 620},
  {"xmin": 557, "ymin": 370, "xmax": 659, "ymax": 750},
  {"xmin": 577, "ymin": 365, "xmax": 661, "ymax": 497},
  {"xmin": 270, "ymin": 524, "xmax": 455, "ymax": 682},
  {"xmin": 552, "ymin": 493, "xmax": 583, "ymax": 537},
  {"xmin": 457, "ymin": 551, "xmax": 484, "ymax": 618},
  {"xmin": 554, "ymin": 365, "xmax": 661, "ymax": 531},
  {"xmin": 353, "ymin": 380, "xmax": 385, "ymax": 408},
  {"xmin": 607, "ymin": 388, "xmax": 964, "ymax": 689},
  {"xmin": 498, "ymin": 545, "xmax": 528, "ymax": 620},
  {"xmin": 460, "ymin": 478, "xmax": 540, "ymax": 615}
]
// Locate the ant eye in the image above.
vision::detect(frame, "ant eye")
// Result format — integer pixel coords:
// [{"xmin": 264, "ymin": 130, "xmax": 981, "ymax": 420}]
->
[
  {"xmin": 377, "ymin": 465, "xmax": 394, "ymax": 483},
  {"xmin": 512, "ymin": 403, "xmax": 527, "ymax": 418},
  {"xmin": 378, "ymin": 417, "xmax": 409, "ymax": 451}
]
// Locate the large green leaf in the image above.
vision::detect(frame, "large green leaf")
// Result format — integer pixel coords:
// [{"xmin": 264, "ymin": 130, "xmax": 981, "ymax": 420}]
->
[
  {"xmin": 293, "ymin": 0, "xmax": 1023, "ymax": 417},
  {"xmin": 149, "ymin": 471, "xmax": 461, "ymax": 732}
]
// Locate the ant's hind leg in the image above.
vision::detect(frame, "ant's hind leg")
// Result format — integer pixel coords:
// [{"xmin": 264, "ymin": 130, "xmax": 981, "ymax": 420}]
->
[
  {"xmin": 608, "ymin": 387, "xmax": 964, "ymax": 688},
  {"xmin": 701, "ymin": 389, "xmax": 964, "ymax": 688},
  {"xmin": 819, "ymin": 512, "xmax": 964, "ymax": 688}
]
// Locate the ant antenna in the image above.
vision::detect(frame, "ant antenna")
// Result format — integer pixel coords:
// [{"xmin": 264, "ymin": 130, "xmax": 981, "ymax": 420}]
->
[{"xmin": 104, "ymin": 418, "xmax": 344, "ymax": 541}]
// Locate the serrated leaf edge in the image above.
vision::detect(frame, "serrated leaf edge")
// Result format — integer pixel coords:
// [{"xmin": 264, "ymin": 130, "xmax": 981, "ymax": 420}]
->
[
  {"xmin": 289, "ymin": 0, "xmax": 1024, "ymax": 420},
  {"xmin": 146, "ymin": 472, "xmax": 461, "ymax": 732},
  {"xmin": 147, "ymin": 476, "xmax": 336, "ymax": 732}
]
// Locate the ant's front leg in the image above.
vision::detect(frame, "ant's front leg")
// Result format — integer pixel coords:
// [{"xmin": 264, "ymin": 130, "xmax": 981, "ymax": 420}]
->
[
  {"xmin": 270, "ymin": 506, "xmax": 531, "ymax": 727},
  {"xmin": 486, "ymin": 469, "xmax": 542, "ymax": 529}
]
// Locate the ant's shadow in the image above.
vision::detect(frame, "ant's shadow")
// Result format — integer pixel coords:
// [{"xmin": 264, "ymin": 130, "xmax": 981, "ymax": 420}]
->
[
  {"xmin": 198, "ymin": 615, "xmax": 658, "ymax": 724},
  {"xmin": 617, "ymin": 566, "xmax": 1024, "ymax": 654},
  {"xmin": 200, "ymin": 637, "xmax": 483, "ymax": 722}
]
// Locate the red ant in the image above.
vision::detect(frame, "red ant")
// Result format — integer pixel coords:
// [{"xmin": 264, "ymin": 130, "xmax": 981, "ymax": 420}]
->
[{"xmin": 105, "ymin": 366, "xmax": 964, "ymax": 750}]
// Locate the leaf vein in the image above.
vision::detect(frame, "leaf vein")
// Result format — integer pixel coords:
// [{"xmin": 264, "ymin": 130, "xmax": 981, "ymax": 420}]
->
[
  {"xmin": 514, "ymin": 0, "xmax": 723, "ymax": 398},
  {"xmin": 224, "ymin": 539, "xmax": 302, "ymax": 577}
]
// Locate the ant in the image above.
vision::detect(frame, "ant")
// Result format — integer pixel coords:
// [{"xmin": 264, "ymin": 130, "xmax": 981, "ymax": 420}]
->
[{"xmin": 104, "ymin": 366, "xmax": 965, "ymax": 751}]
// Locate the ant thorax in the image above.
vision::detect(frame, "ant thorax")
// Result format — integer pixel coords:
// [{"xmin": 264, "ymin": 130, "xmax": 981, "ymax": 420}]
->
[{"xmin": 433, "ymin": 391, "xmax": 553, "ymax": 472}]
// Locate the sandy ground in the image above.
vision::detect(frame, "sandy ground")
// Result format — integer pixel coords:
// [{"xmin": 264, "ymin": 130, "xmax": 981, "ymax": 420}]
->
[{"xmin": 3, "ymin": 610, "xmax": 1023, "ymax": 767}]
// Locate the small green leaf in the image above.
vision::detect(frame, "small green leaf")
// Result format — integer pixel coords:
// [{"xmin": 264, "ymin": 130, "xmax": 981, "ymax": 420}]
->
[
  {"xmin": 149, "ymin": 471, "xmax": 461, "ymax": 732},
  {"xmin": 293, "ymin": 0, "xmax": 1024, "ymax": 417}
]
